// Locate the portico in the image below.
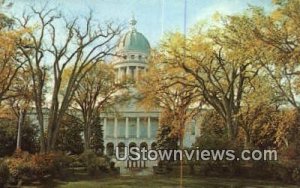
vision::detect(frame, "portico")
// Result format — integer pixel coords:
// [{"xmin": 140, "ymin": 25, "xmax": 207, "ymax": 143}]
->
[{"xmin": 104, "ymin": 116, "xmax": 154, "ymax": 140}]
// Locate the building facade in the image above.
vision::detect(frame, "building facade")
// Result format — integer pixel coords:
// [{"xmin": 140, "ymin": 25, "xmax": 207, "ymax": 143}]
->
[{"xmin": 101, "ymin": 17, "xmax": 200, "ymax": 170}]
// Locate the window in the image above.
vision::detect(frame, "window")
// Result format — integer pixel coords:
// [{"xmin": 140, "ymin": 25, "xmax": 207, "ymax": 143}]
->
[
  {"xmin": 129, "ymin": 118, "xmax": 136, "ymax": 138},
  {"xmin": 138, "ymin": 55, "xmax": 142, "ymax": 60},
  {"xmin": 118, "ymin": 118, "xmax": 126, "ymax": 138},
  {"xmin": 151, "ymin": 118, "xmax": 158, "ymax": 137},
  {"xmin": 140, "ymin": 117, "xmax": 148, "ymax": 138},
  {"xmin": 131, "ymin": 55, "xmax": 135, "ymax": 59},
  {"xmin": 106, "ymin": 119, "xmax": 114, "ymax": 138}
]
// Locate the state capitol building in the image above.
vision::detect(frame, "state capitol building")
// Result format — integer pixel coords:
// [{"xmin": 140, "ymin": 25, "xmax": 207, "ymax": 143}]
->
[{"xmin": 101, "ymin": 17, "xmax": 200, "ymax": 169}]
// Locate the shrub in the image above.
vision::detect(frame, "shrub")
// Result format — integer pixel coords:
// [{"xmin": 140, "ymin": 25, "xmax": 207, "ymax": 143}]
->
[
  {"xmin": 6, "ymin": 151, "xmax": 32, "ymax": 182},
  {"xmin": 0, "ymin": 120, "xmax": 39, "ymax": 157},
  {"xmin": 80, "ymin": 150, "xmax": 98, "ymax": 175},
  {"xmin": 0, "ymin": 160, "xmax": 9, "ymax": 187},
  {"xmin": 5, "ymin": 151, "xmax": 71, "ymax": 184},
  {"xmin": 292, "ymin": 167, "xmax": 300, "ymax": 184},
  {"xmin": 193, "ymin": 133, "xmax": 242, "ymax": 177},
  {"xmin": 80, "ymin": 150, "xmax": 109, "ymax": 175},
  {"xmin": 266, "ymin": 160, "xmax": 297, "ymax": 183},
  {"xmin": 69, "ymin": 155, "xmax": 85, "ymax": 168},
  {"xmin": 56, "ymin": 115, "xmax": 84, "ymax": 155},
  {"xmin": 30, "ymin": 152, "xmax": 71, "ymax": 178}
]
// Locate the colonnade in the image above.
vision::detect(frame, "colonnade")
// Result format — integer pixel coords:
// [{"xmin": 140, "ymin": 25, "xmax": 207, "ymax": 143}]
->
[{"xmin": 103, "ymin": 117, "xmax": 153, "ymax": 138}]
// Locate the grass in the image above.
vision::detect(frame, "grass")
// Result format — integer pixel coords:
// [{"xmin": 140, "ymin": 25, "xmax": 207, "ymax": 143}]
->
[{"xmin": 25, "ymin": 174, "xmax": 298, "ymax": 188}]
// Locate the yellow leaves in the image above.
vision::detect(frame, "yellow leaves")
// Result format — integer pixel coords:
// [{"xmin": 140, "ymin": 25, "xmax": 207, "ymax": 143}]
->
[
  {"xmin": 0, "ymin": 27, "xmax": 29, "ymax": 63},
  {"xmin": 0, "ymin": 26, "xmax": 30, "ymax": 103},
  {"xmin": 137, "ymin": 48, "xmax": 198, "ymax": 113},
  {"xmin": 274, "ymin": 109, "xmax": 298, "ymax": 147},
  {"xmin": 160, "ymin": 32, "xmax": 186, "ymax": 57},
  {"xmin": 244, "ymin": 75, "xmax": 274, "ymax": 104},
  {"xmin": 0, "ymin": 106, "xmax": 14, "ymax": 119},
  {"xmin": 271, "ymin": 10, "xmax": 283, "ymax": 21},
  {"xmin": 272, "ymin": 0, "xmax": 283, "ymax": 5},
  {"xmin": 212, "ymin": 11, "xmax": 222, "ymax": 22},
  {"xmin": 188, "ymin": 36, "xmax": 211, "ymax": 56},
  {"xmin": 166, "ymin": 32, "xmax": 185, "ymax": 47},
  {"xmin": 142, "ymin": 0, "xmax": 300, "ymax": 145},
  {"xmin": 0, "ymin": 32, "xmax": 18, "ymax": 57}
]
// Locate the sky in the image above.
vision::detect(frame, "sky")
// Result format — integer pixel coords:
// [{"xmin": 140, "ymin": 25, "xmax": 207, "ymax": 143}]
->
[{"xmin": 5, "ymin": 0, "xmax": 274, "ymax": 48}]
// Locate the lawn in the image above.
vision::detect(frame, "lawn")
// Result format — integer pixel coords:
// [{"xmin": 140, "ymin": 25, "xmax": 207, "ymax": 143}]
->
[{"xmin": 28, "ymin": 175, "xmax": 297, "ymax": 188}]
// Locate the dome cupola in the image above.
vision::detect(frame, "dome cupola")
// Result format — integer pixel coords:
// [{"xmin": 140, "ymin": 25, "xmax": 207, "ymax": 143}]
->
[
  {"xmin": 116, "ymin": 17, "xmax": 150, "ymax": 55},
  {"xmin": 114, "ymin": 16, "xmax": 150, "ymax": 83}
]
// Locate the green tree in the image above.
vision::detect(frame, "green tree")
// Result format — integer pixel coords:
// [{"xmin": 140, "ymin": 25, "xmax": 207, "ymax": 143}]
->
[
  {"xmin": 55, "ymin": 114, "xmax": 84, "ymax": 155},
  {"xmin": 89, "ymin": 117, "xmax": 104, "ymax": 155},
  {"xmin": 0, "ymin": 113, "xmax": 39, "ymax": 156},
  {"xmin": 156, "ymin": 110, "xmax": 178, "ymax": 152}
]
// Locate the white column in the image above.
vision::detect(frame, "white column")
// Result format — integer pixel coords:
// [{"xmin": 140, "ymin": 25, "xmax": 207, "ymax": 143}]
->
[
  {"xmin": 126, "ymin": 66, "xmax": 129, "ymax": 77},
  {"xmin": 132, "ymin": 68, "xmax": 135, "ymax": 80},
  {"xmin": 114, "ymin": 117, "xmax": 118, "ymax": 138},
  {"xmin": 103, "ymin": 117, "xmax": 107, "ymax": 138},
  {"xmin": 135, "ymin": 67, "xmax": 139, "ymax": 82},
  {"xmin": 131, "ymin": 67, "xmax": 134, "ymax": 80},
  {"xmin": 117, "ymin": 68, "xmax": 120, "ymax": 81},
  {"xmin": 147, "ymin": 117, "xmax": 151, "ymax": 138},
  {"xmin": 137, "ymin": 117, "xmax": 140, "ymax": 138},
  {"xmin": 125, "ymin": 117, "xmax": 129, "ymax": 138},
  {"xmin": 120, "ymin": 67, "xmax": 124, "ymax": 79}
]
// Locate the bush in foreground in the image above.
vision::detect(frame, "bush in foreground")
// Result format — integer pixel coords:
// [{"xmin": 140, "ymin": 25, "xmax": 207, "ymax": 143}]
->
[
  {"xmin": 5, "ymin": 151, "xmax": 71, "ymax": 185},
  {"xmin": 79, "ymin": 150, "xmax": 109, "ymax": 176},
  {"xmin": 0, "ymin": 160, "xmax": 9, "ymax": 187}
]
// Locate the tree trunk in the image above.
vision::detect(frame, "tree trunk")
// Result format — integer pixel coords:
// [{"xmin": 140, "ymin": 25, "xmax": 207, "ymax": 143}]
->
[
  {"xmin": 47, "ymin": 118, "xmax": 62, "ymax": 152},
  {"xmin": 226, "ymin": 118, "xmax": 234, "ymax": 139},
  {"xmin": 179, "ymin": 120, "xmax": 185, "ymax": 188},
  {"xmin": 179, "ymin": 135, "xmax": 183, "ymax": 188},
  {"xmin": 16, "ymin": 109, "xmax": 27, "ymax": 151},
  {"xmin": 244, "ymin": 131, "xmax": 251, "ymax": 149},
  {"xmin": 46, "ymin": 119, "xmax": 55, "ymax": 152},
  {"xmin": 36, "ymin": 107, "xmax": 46, "ymax": 153},
  {"xmin": 46, "ymin": 114, "xmax": 61, "ymax": 152},
  {"xmin": 16, "ymin": 109, "xmax": 24, "ymax": 151},
  {"xmin": 225, "ymin": 115, "xmax": 238, "ymax": 140},
  {"xmin": 84, "ymin": 124, "xmax": 91, "ymax": 151}
]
